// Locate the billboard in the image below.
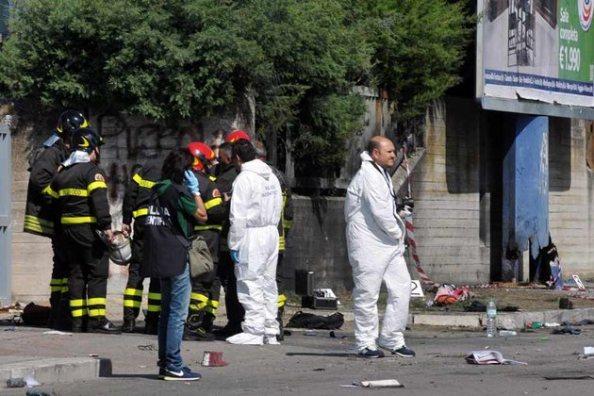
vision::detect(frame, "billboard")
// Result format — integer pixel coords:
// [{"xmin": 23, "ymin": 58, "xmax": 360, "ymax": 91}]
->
[{"xmin": 477, "ymin": 0, "xmax": 594, "ymax": 118}]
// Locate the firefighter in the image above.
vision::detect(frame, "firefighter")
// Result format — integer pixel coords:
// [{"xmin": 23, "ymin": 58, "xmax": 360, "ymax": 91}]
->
[
  {"xmin": 213, "ymin": 131, "xmax": 250, "ymax": 338},
  {"xmin": 253, "ymin": 141, "xmax": 294, "ymax": 340},
  {"xmin": 121, "ymin": 160, "xmax": 162, "ymax": 334},
  {"xmin": 45, "ymin": 127, "xmax": 119, "ymax": 333},
  {"xmin": 185, "ymin": 141, "xmax": 228, "ymax": 341},
  {"xmin": 24, "ymin": 110, "xmax": 89, "ymax": 330}
]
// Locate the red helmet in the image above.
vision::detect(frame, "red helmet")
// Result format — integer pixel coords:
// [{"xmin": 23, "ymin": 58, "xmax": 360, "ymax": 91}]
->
[
  {"xmin": 188, "ymin": 141, "xmax": 215, "ymax": 171},
  {"xmin": 225, "ymin": 130, "xmax": 251, "ymax": 143}
]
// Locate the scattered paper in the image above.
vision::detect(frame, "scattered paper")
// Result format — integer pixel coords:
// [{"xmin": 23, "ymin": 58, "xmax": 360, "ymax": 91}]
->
[
  {"xmin": 42, "ymin": 330, "xmax": 72, "ymax": 336},
  {"xmin": 357, "ymin": 379, "xmax": 404, "ymax": 388},
  {"xmin": 466, "ymin": 350, "xmax": 527, "ymax": 365}
]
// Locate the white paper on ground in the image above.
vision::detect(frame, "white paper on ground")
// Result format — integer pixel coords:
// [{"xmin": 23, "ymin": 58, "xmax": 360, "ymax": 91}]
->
[{"xmin": 359, "ymin": 379, "xmax": 404, "ymax": 388}]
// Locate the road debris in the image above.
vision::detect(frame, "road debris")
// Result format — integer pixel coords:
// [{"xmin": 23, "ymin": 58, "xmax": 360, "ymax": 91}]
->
[
  {"xmin": 137, "ymin": 344, "xmax": 157, "ymax": 351},
  {"xmin": 354, "ymin": 379, "xmax": 404, "ymax": 388},
  {"xmin": 465, "ymin": 350, "xmax": 527, "ymax": 365},
  {"xmin": 499, "ymin": 330, "xmax": 517, "ymax": 336},
  {"xmin": 42, "ymin": 330, "xmax": 72, "ymax": 336},
  {"xmin": 202, "ymin": 351, "xmax": 228, "ymax": 367},
  {"xmin": 551, "ymin": 325, "xmax": 581, "ymax": 335}
]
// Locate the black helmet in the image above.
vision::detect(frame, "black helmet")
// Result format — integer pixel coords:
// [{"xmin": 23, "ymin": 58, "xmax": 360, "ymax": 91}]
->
[
  {"xmin": 56, "ymin": 110, "xmax": 89, "ymax": 135},
  {"xmin": 71, "ymin": 127, "xmax": 103, "ymax": 153}
]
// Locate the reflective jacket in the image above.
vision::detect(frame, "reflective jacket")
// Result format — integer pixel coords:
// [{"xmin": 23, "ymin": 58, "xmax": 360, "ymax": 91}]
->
[
  {"xmin": 23, "ymin": 138, "xmax": 69, "ymax": 236},
  {"xmin": 45, "ymin": 161, "xmax": 111, "ymax": 246},
  {"xmin": 193, "ymin": 172, "xmax": 228, "ymax": 262},
  {"xmin": 215, "ymin": 162, "xmax": 239, "ymax": 252},
  {"xmin": 122, "ymin": 162, "xmax": 161, "ymax": 224}
]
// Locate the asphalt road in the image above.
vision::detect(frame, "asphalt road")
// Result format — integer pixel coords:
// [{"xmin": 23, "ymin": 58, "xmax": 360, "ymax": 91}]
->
[{"xmin": 2, "ymin": 325, "xmax": 594, "ymax": 396}]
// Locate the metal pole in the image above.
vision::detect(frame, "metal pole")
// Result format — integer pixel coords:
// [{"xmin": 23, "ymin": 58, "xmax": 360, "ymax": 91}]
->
[{"xmin": 0, "ymin": 113, "xmax": 12, "ymax": 306}]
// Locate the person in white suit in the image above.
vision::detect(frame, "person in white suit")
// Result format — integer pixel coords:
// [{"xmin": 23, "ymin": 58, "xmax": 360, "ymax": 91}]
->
[
  {"xmin": 227, "ymin": 139, "xmax": 283, "ymax": 345},
  {"xmin": 345, "ymin": 136, "xmax": 415, "ymax": 359}
]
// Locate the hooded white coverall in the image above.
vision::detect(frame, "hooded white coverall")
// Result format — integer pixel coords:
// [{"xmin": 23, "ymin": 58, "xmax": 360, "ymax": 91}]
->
[
  {"xmin": 345, "ymin": 151, "xmax": 411, "ymax": 351},
  {"xmin": 228, "ymin": 159, "xmax": 283, "ymax": 336}
]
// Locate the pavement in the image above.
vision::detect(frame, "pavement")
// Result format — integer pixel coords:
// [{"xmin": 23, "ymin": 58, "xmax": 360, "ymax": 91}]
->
[{"xmin": 2, "ymin": 320, "xmax": 594, "ymax": 396}]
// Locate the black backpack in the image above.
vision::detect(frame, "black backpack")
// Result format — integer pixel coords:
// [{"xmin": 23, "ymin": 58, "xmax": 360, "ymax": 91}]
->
[
  {"xmin": 286, "ymin": 311, "xmax": 344, "ymax": 330},
  {"xmin": 142, "ymin": 187, "xmax": 191, "ymax": 279}
]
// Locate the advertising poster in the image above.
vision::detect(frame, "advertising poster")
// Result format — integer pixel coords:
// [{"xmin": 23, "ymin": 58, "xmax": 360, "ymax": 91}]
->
[{"xmin": 480, "ymin": 0, "xmax": 593, "ymax": 108}]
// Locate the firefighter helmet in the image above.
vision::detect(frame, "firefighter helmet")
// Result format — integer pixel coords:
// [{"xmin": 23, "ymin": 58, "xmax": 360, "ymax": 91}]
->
[
  {"xmin": 109, "ymin": 231, "xmax": 132, "ymax": 266},
  {"xmin": 225, "ymin": 130, "xmax": 251, "ymax": 143},
  {"xmin": 71, "ymin": 127, "xmax": 104, "ymax": 153},
  {"xmin": 56, "ymin": 110, "xmax": 89, "ymax": 135},
  {"xmin": 188, "ymin": 141, "xmax": 216, "ymax": 171}
]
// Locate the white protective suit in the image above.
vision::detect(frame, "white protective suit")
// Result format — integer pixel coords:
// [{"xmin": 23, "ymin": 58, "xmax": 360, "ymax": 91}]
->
[
  {"xmin": 345, "ymin": 151, "xmax": 411, "ymax": 351},
  {"xmin": 228, "ymin": 159, "xmax": 283, "ymax": 337}
]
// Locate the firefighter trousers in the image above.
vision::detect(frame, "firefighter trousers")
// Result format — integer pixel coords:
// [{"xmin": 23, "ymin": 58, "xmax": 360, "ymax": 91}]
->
[
  {"xmin": 190, "ymin": 262, "xmax": 221, "ymax": 318},
  {"xmin": 123, "ymin": 220, "xmax": 161, "ymax": 323},
  {"xmin": 64, "ymin": 237, "xmax": 109, "ymax": 327},
  {"xmin": 49, "ymin": 233, "xmax": 70, "ymax": 328},
  {"xmin": 218, "ymin": 251, "xmax": 244, "ymax": 329}
]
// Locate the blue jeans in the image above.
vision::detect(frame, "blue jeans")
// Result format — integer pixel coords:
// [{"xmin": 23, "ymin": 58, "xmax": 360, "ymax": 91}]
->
[{"xmin": 158, "ymin": 263, "xmax": 191, "ymax": 372}]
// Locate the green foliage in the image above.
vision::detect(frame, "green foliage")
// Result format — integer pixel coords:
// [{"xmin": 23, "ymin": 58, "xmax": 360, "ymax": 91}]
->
[
  {"xmin": 0, "ymin": 0, "xmax": 472, "ymax": 174},
  {"xmin": 362, "ymin": 0, "xmax": 474, "ymax": 120}
]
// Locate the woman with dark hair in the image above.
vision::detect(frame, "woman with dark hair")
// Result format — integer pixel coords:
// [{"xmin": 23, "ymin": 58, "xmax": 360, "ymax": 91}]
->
[{"xmin": 144, "ymin": 148, "xmax": 207, "ymax": 381}]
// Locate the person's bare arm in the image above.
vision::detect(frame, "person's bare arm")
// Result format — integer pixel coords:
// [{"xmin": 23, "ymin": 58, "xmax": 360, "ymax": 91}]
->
[{"xmin": 193, "ymin": 194, "xmax": 208, "ymax": 223}]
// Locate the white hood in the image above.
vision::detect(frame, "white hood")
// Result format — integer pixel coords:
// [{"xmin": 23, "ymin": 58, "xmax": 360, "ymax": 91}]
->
[{"xmin": 241, "ymin": 159, "xmax": 273, "ymax": 181}]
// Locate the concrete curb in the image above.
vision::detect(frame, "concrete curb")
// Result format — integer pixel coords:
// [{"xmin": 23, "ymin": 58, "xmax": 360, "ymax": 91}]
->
[
  {"xmin": 284, "ymin": 307, "xmax": 594, "ymax": 330},
  {"xmin": 410, "ymin": 307, "xmax": 594, "ymax": 330},
  {"xmin": 0, "ymin": 356, "xmax": 111, "ymax": 388}
]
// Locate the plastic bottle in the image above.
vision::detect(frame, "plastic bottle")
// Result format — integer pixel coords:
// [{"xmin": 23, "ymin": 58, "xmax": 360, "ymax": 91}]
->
[{"xmin": 486, "ymin": 299, "xmax": 497, "ymax": 338}]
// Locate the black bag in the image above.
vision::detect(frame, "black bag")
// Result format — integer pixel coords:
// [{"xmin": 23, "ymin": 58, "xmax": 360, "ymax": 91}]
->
[
  {"xmin": 286, "ymin": 311, "xmax": 344, "ymax": 330},
  {"xmin": 143, "ymin": 188, "xmax": 191, "ymax": 279}
]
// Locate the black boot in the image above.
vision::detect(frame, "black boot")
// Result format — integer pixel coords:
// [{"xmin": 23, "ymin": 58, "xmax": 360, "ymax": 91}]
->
[
  {"xmin": 183, "ymin": 325, "xmax": 215, "ymax": 341},
  {"xmin": 88, "ymin": 318, "xmax": 121, "ymax": 334},
  {"xmin": 71, "ymin": 317, "xmax": 86, "ymax": 333},
  {"xmin": 121, "ymin": 318, "xmax": 136, "ymax": 333},
  {"xmin": 276, "ymin": 307, "xmax": 285, "ymax": 341},
  {"xmin": 202, "ymin": 313, "xmax": 215, "ymax": 332},
  {"xmin": 144, "ymin": 319, "xmax": 159, "ymax": 335}
]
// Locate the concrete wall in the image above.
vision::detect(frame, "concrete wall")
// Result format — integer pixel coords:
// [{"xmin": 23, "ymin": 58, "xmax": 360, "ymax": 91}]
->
[
  {"xmin": 548, "ymin": 118, "xmax": 594, "ymax": 277},
  {"xmin": 411, "ymin": 99, "xmax": 490, "ymax": 284}
]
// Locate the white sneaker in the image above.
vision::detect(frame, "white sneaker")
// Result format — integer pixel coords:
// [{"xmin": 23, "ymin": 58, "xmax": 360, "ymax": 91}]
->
[
  {"xmin": 265, "ymin": 336, "xmax": 280, "ymax": 345},
  {"xmin": 226, "ymin": 332, "xmax": 264, "ymax": 345}
]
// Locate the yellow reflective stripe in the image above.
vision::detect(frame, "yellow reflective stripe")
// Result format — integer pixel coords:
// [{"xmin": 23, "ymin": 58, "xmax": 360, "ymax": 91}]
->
[
  {"xmin": 208, "ymin": 176, "xmax": 217, "ymax": 182},
  {"xmin": 191, "ymin": 293, "xmax": 209, "ymax": 302},
  {"xmin": 50, "ymin": 286, "xmax": 62, "ymax": 292},
  {"xmin": 147, "ymin": 305, "xmax": 161, "ymax": 312},
  {"xmin": 278, "ymin": 236, "xmax": 286, "ymax": 251},
  {"xmin": 194, "ymin": 224, "xmax": 223, "ymax": 231},
  {"xmin": 24, "ymin": 215, "xmax": 54, "ymax": 231},
  {"xmin": 204, "ymin": 197, "xmax": 222, "ymax": 210},
  {"xmin": 42, "ymin": 185, "xmax": 59, "ymax": 199},
  {"xmin": 88, "ymin": 308, "xmax": 106, "ymax": 317},
  {"xmin": 207, "ymin": 299, "xmax": 219, "ymax": 308},
  {"xmin": 148, "ymin": 293, "xmax": 161, "ymax": 300},
  {"xmin": 123, "ymin": 300, "xmax": 141, "ymax": 308},
  {"xmin": 61, "ymin": 216, "xmax": 97, "ymax": 225},
  {"xmin": 133, "ymin": 208, "xmax": 149, "ymax": 218},
  {"xmin": 59, "ymin": 188, "xmax": 88, "ymax": 197},
  {"xmin": 87, "ymin": 297, "xmax": 106, "ymax": 306},
  {"xmin": 124, "ymin": 288, "xmax": 143, "ymax": 297},
  {"xmin": 88, "ymin": 181, "xmax": 107, "ymax": 193},
  {"xmin": 283, "ymin": 219, "xmax": 293, "ymax": 229},
  {"xmin": 50, "ymin": 279, "xmax": 63, "ymax": 286},
  {"xmin": 277, "ymin": 294, "xmax": 287, "ymax": 307},
  {"xmin": 133, "ymin": 174, "xmax": 156, "ymax": 189},
  {"xmin": 70, "ymin": 299, "xmax": 85, "ymax": 307},
  {"xmin": 61, "ymin": 286, "xmax": 69, "ymax": 293},
  {"xmin": 71, "ymin": 309, "xmax": 87, "ymax": 317}
]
